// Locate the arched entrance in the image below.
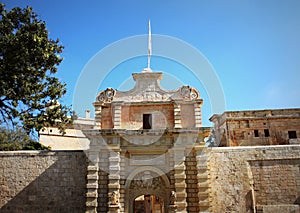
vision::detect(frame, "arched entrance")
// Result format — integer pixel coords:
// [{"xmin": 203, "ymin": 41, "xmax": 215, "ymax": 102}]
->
[
  {"xmin": 125, "ymin": 167, "xmax": 171, "ymax": 213},
  {"xmin": 134, "ymin": 195, "xmax": 164, "ymax": 213}
]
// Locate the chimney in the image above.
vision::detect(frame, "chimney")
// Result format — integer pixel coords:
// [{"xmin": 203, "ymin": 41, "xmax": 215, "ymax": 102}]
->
[{"xmin": 85, "ymin": 110, "xmax": 90, "ymax": 119}]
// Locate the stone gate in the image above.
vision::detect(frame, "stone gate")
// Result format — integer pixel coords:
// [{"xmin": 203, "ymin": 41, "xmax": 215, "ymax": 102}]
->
[{"xmin": 83, "ymin": 69, "xmax": 211, "ymax": 212}]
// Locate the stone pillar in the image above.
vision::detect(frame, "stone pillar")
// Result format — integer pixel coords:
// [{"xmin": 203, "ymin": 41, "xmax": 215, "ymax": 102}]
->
[
  {"xmin": 173, "ymin": 147, "xmax": 187, "ymax": 212},
  {"xmin": 174, "ymin": 104, "xmax": 182, "ymax": 129},
  {"xmin": 86, "ymin": 164, "xmax": 98, "ymax": 213},
  {"xmin": 194, "ymin": 103, "xmax": 202, "ymax": 127},
  {"xmin": 108, "ymin": 148, "xmax": 121, "ymax": 213},
  {"xmin": 195, "ymin": 145, "xmax": 211, "ymax": 212},
  {"xmin": 113, "ymin": 104, "xmax": 122, "ymax": 129},
  {"xmin": 94, "ymin": 104, "xmax": 102, "ymax": 129}
]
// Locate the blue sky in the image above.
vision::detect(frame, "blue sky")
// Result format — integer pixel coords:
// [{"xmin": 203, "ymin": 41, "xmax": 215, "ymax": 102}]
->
[{"xmin": 3, "ymin": 0, "xmax": 300, "ymax": 126}]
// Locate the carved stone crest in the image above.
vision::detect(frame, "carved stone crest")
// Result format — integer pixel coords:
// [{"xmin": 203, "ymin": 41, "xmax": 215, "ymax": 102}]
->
[
  {"xmin": 97, "ymin": 88, "xmax": 116, "ymax": 103},
  {"xmin": 129, "ymin": 171, "xmax": 164, "ymax": 190},
  {"xmin": 180, "ymin": 86, "xmax": 199, "ymax": 100}
]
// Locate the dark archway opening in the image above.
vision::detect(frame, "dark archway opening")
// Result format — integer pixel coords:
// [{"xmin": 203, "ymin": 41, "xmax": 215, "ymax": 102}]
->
[{"xmin": 134, "ymin": 195, "xmax": 164, "ymax": 213}]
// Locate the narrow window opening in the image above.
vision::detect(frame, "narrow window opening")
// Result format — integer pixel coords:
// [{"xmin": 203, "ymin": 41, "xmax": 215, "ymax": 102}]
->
[
  {"xmin": 254, "ymin": 130, "xmax": 259, "ymax": 137},
  {"xmin": 246, "ymin": 120, "xmax": 250, "ymax": 128},
  {"xmin": 288, "ymin": 131, "xmax": 297, "ymax": 139},
  {"xmin": 143, "ymin": 114, "xmax": 152, "ymax": 129},
  {"xmin": 264, "ymin": 129, "xmax": 270, "ymax": 137}
]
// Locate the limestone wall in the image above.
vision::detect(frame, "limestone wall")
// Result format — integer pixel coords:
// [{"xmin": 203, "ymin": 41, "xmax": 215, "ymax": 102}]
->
[
  {"xmin": 0, "ymin": 151, "xmax": 88, "ymax": 212},
  {"xmin": 1, "ymin": 145, "xmax": 299, "ymax": 212},
  {"xmin": 121, "ymin": 104, "xmax": 174, "ymax": 130},
  {"xmin": 102, "ymin": 106, "xmax": 114, "ymax": 129},
  {"xmin": 181, "ymin": 104, "xmax": 196, "ymax": 128},
  {"xmin": 208, "ymin": 145, "xmax": 300, "ymax": 213}
]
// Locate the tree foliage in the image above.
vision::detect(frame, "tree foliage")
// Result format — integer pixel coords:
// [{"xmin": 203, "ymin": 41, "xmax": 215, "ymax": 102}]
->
[
  {"xmin": 0, "ymin": 4, "xmax": 72, "ymax": 134},
  {"xmin": 0, "ymin": 126, "xmax": 50, "ymax": 150}
]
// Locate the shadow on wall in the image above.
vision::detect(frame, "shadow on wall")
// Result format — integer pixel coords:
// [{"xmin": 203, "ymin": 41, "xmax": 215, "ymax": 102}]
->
[
  {"xmin": 245, "ymin": 191, "xmax": 254, "ymax": 213},
  {"xmin": 0, "ymin": 151, "xmax": 88, "ymax": 212}
]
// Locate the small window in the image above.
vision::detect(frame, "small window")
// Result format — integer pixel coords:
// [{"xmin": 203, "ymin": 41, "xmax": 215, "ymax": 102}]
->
[
  {"xmin": 246, "ymin": 120, "xmax": 250, "ymax": 128},
  {"xmin": 254, "ymin": 130, "xmax": 259, "ymax": 137},
  {"xmin": 143, "ymin": 114, "xmax": 152, "ymax": 129},
  {"xmin": 288, "ymin": 131, "xmax": 297, "ymax": 139},
  {"xmin": 264, "ymin": 129, "xmax": 270, "ymax": 137},
  {"xmin": 49, "ymin": 129, "xmax": 53, "ymax": 133}
]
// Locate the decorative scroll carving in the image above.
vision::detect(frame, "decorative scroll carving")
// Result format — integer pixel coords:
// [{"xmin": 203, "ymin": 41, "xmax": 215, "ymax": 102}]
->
[
  {"xmin": 96, "ymin": 88, "xmax": 116, "ymax": 103},
  {"xmin": 129, "ymin": 170, "xmax": 164, "ymax": 190},
  {"xmin": 109, "ymin": 191, "xmax": 119, "ymax": 205},
  {"xmin": 180, "ymin": 86, "xmax": 199, "ymax": 100}
]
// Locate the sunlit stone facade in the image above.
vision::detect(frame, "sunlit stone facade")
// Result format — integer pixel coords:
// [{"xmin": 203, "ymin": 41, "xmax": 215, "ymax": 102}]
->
[{"xmin": 84, "ymin": 69, "xmax": 211, "ymax": 213}]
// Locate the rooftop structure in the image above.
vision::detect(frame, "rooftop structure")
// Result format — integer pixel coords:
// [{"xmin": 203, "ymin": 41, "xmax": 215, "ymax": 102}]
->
[{"xmin": 210, "ymin": 108, "xmax": 300, "ymax": 146}]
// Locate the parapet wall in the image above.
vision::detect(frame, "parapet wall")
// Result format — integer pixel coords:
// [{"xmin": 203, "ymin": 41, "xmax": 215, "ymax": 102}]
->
[
  {"xmin": 0, "ymin": 151, "xmax": 88, "ymax": 212},
  {"xmin": 208, "ymin": 145, "xmax": 300, "ymax": 212}
]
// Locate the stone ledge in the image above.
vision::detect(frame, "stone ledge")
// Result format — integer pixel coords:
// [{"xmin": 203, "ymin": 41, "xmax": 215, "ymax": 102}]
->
[
  {"xmin": 83, "ymin": 127, "xmax": 211, "ymax": 136},
  {"xmin": 208, "ymin": 144, "xmax": 300, "ymax": 151},
  {"xmin": 0, "ymin": 150, "xmax": 84, "ymax": 156}
]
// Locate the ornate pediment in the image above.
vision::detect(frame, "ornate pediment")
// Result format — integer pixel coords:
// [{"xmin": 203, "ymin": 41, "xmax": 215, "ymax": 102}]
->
[{"xmin": 95, "ymin": 72, "xmax": 201, "ymax": 104}]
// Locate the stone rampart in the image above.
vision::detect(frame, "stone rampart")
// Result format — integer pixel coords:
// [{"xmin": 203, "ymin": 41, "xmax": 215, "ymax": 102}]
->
[
  {"xmin": 208, "ymin": 145, "xmax": 300, "ymax": 212},
  {"xmin": 1, "ymin": 146, "xmax": 300, "ymax": 212},
  {"xmin": 0, "ymin": 151, "xmax": 88, "ymax": 212}
]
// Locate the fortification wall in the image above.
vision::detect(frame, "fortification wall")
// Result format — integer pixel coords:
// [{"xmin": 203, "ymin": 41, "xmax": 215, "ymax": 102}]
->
[
  {"xmin": 1, "ymin": 146, "xmax": 299, "ymax": 212},
  {"xmin": 0, "ymin": 151, "xmax": 88, "ymax": 212},
  {"xmin": 208, "ymin": 145, "xmax": 300, "ymax": 213}
]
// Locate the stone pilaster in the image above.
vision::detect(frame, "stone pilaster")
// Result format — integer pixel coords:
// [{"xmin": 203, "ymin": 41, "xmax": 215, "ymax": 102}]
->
[
  {"xmin": 108, "ymin": 149, "xmax": 121, "ymax": 213},
  {"xmin": 98, "ymin": 149, "xmax": 109, "ymax": 212},
  {"xmin": 113, "ymin": 105, "xmax": 122, "ymax": 129},
  {"xmin": 195, "ymin": 145, "xmax": 211, "ymax": 212},
  {"xmin": 94, "ymin": 104, "xmax": 102, "ymax": 129},
  {"xmin": 194, "ymin": 103, "xmax": 202, "ymax": 127},
  {"xmin": 168, "ymin": 149, "xmax": 176, "ymax": 213},
  {"xmin": 174, "ymin": 104, "xmax": 182, "ymax": 128},
  {"xmin": 173, "ymin": 148, "xmax": 187, "ymax": 212}
]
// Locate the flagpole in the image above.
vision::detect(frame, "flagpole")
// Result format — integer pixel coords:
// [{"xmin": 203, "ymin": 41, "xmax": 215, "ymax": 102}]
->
[{"xmin": 147, "ymin": 20, "xmax": 152, "ymax": 70}]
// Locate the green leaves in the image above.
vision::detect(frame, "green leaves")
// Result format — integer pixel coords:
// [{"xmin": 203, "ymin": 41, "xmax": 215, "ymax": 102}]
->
[
  {"xmin": 0, "ymin": 126, "xmax": 51, "ymax": 150},
  {"xmin": 0, "ymin": 4, "xmax": 72, "ymax": 134}
]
